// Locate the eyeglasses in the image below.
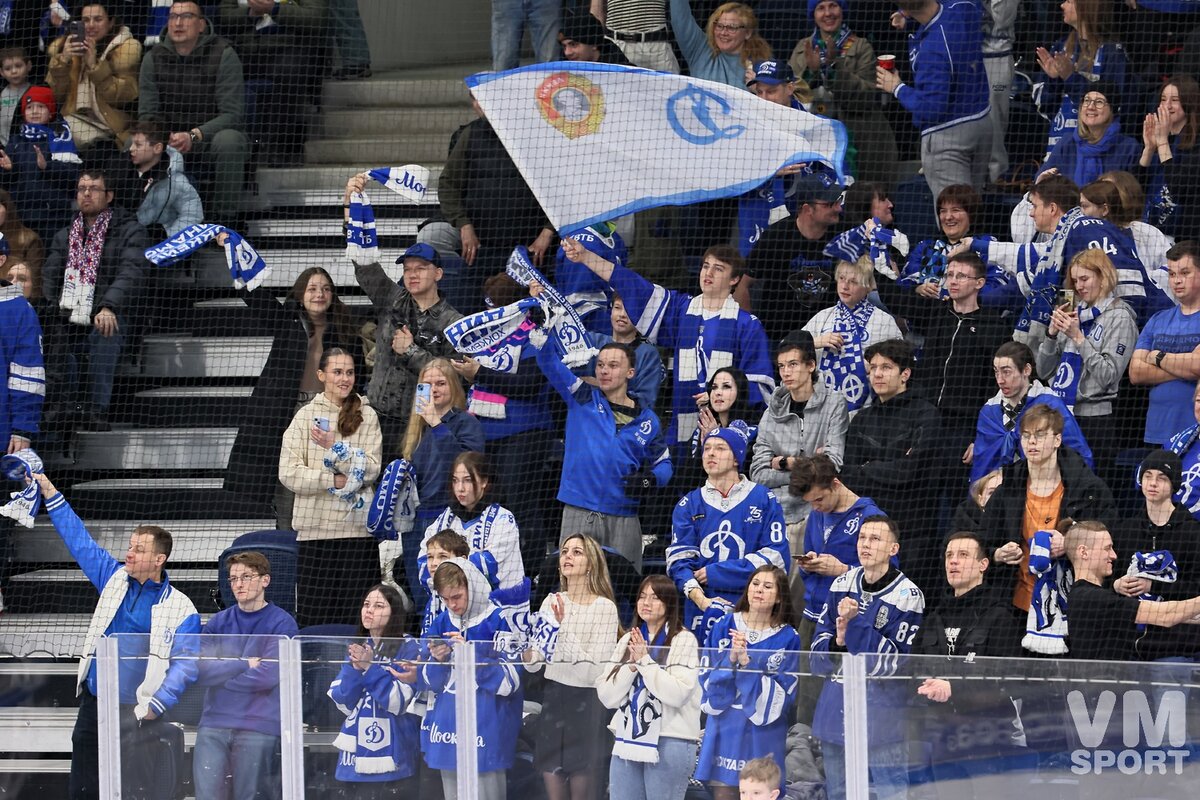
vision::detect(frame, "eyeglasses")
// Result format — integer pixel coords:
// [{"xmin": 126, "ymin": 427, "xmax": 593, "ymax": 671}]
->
[
  {"xmin": 945, "ymin": 271, "xmax": 982, "ymax": 282},
  {"xmin": 1080, "ymin": 97, "xmax": 1109, "ymax": 108},
  {"xmin": 1019, "ymin": 430, "xmax": 1055, "ymax": 443},
  {"xmin": 76, "ymin": 185, "xmax": 108, "ymax": 194},
  {"xmin": 714, "ymin": 23, "xmax": 747, "ymax": 32},
  {"xmin": 168, "ymin": 12, "xmax": 200, "ymax": 22},
  {"xmin": 228, "ymin": 574, "xmax": 262, "ymax": 585},
  {"xmin": 813, "ymin": 192, "xmax": 847, "ymax": 207}
]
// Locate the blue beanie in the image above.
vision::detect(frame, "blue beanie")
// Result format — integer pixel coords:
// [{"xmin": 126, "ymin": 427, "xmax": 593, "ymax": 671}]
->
[
  {"xmin": 808, "ymin": 0, "xmax": 847, "ymax": 20},
  {"xmin": 704, "ymin": 422, "xmax": 751, "ymax": 468}
]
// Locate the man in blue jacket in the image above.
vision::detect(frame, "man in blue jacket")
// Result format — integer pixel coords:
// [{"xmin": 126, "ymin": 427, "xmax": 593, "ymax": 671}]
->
[
  {"xmin": 32, "ymin": 472, "xmax": 200, "ymax": 800},
  {"xmin": 876, "ymin": 0, "xmax": 991, "ymax": 202}
]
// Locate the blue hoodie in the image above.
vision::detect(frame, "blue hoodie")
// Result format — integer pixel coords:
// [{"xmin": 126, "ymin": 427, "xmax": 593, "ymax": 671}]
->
[
  {"xmin": 800, "ymin": 496, "xmax": 887, "ymax": 622},
  {"xmin": 894, "ymin": 0, "xmax": 990, "ymax": 136}
]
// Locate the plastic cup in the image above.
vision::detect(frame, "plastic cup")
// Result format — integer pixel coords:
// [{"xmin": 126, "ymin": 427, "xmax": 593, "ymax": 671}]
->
[{"xmin": 878, "ymin": 54, "xmax": 896, "ymax": 70}]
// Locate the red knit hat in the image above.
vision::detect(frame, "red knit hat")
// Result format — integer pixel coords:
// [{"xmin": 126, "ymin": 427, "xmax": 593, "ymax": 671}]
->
[{"xmin": 21, "ymin": 86, "xmax": 57, "ymax": 120}]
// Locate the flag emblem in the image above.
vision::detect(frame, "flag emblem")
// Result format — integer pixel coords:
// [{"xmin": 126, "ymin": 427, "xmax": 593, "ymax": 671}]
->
[{"xmin": 536, "ymin": 72, "xmax": 605, "ymax": 140}]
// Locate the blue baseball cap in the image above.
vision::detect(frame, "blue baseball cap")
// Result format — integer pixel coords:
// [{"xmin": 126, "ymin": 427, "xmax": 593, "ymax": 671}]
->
[
  {"xmin": 748, "ymin": 60, "xmax": 795, "ymax": 87},
  {"xmin": 397, "ymin": 242, "xmax": 441, "ymax": 268}
]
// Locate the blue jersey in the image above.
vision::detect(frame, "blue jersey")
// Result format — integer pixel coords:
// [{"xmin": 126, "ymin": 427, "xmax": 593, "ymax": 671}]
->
[
  {"xmin": 0, "ymin": 283, "xmax": 45, "ymax": 442},
  {"xmin": 417, "ymin": 607, "xmax": 524, "ymax": 773},
  {"xmin": 895, "ymin": 0, "xmax": 990, "ymax": 135},
  {"xmin": 666, "ymin": 479, "xmax": 789, "ymax": 637},
  {"xmin": 607, "ymin": 262, "xmax": 774, "ymax": 447},
  {"xmin": 800, "ymin": 496, "xmax": 886, "ymax": 622},
  {"xmin": 811, "ymin": 566, "xmax": 924, "ymax": 746},
  {"xmin": 970, "ymin": 382, "xmax": 1093, "ymax": 483},
  {"xmin": 697, "ymin": 612, "xmax": 800, "ymax": 788},
  {"xmin": 536, "ymin": 341, "xmax": 672, "ymax": 516},
  {"xmin": 1137, "ymin": 305, "xmax": 1200, "ymax": 445}
]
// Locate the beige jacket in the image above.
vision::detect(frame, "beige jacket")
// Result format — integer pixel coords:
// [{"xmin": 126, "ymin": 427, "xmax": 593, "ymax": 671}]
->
[
  {"xmin": 279, "ymin": 392, "xmax": 382, "ymax": 541},
  {"xmin": 46, "ymin": 27, "xmax": 142, "ymax": 147}
]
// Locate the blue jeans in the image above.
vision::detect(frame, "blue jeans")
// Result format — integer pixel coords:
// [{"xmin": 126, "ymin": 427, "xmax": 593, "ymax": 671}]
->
[
  {"xmin": 822, "ymin": 740, "xmax": 909, "ymax": 800},
  {"xmin": 609, "ymin": 737, "xmax": 699, "ymax": 800},
  {"xmin": 193, "ymin": 726, "xmax": 280, "ymax": 800},
  {"xmin": 491, "ymin": 0, "xmax": 560, "ymax": 70},
  {"xmin": 84, "ymin": 327, "xmax": 124, "ymax": 413},
  {"xmin": 328, "ymin": 0, "xmax": 370, "ymax": 68}
]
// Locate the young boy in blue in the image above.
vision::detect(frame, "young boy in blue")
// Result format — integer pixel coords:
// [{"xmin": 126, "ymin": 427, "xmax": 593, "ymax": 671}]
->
[
  {"xmin": 193, "ymin": 551, "xmax": 298, "ymax": 800},
  {"xmin": 697, "ymin": 565, "xmax": 800, "ymax": 797},
  {"xmin": 811, "ymin": 516, "xmax": 925, "ymax": 800},
  {"xmin": 327, "ymin": 584, "xmax": 421, "ymax": 795},
  {"xmin": 419, "ymin": 557, "xmax": 523, "ymax": 800},
  {"xmin": 561, "ymin": 235, "xmax": 774, "ymax": 460},
  {"xmin": 536, "ymin": 337, "xmax": 672, "ymax": 570},
  {"xmin": 667, "ymin": 424, "xmax": 788, "ymax": 638}
]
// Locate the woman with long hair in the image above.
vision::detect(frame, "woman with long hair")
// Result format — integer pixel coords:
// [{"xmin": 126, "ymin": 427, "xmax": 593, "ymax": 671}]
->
[
  {"xmin": 279, "ymin": 347, "xmax": 382, "ymax": 627},
  {"xmin": 416, "ymin": 451, "xmax": 527, "ymax": 621},
  {"xmin": 1037, "ymin": 81, "xmax": 1138, "ymax": 187},
  {"xmin": 0, "ymin": 188, "xmax": 45, "ymax": 272},
  {"xmin": 1095, "ymin": 170, "xmax": 1174, "ymax": 298},
  {"xmin": 525, "ymin": 533, "xmax": 621, "ymax": 800},
  {"xmin": 1133, "ymin": 75, "xmax": 1200, "ymax": 242},
  {"xmin": 695, "ymin": 565, "xmax": 800, "ymax": 800},
  {"xmin": 669, "ymin": 0, "xmax": 772, "ymax": 87},
  {"xmin": 676, "ymin": 366, "xmax": 758, "ymax": 491},
  {"xmin": 224, "ymin": 266, "xmax": 364, "ymax": 521},
  {"xmin": 45, "ymin": 1, "xmax": 141, "ymax": 153},
  {"xmin": 1035, "ymin": 0, "xmax": 1128, "ymax": 158},
  {"xmin": 1033, "ymin": 246, "xmax": 1138, "ymax": 489},
  {"xmin": 402, "ymin": 357, "xmax": 483, "ymax": 607},
  {"xmin": 596, "ymin": 574, "xmax": 701, "ymax": 800},
  {"xmin": 327, "ymin": 584, "xmax": 421, "ymax": 798}
]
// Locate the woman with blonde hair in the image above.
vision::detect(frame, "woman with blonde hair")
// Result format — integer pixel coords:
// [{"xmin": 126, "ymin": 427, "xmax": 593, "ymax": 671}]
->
[
  {"xmin": 279, "ymin": 347, "xmax": 382, "ymax": 627},
  {"xmin": 1033, "ymin": 246, "xmax": 1137, "ymax": 486},
  {"xmin": 669, "ymin": 0, "xmax": 771, "ymax": 87},
  {"xmin": 402, "ymin": 357, "xmax": 483, "ymax": 607},
  {"xmin": 45, "ymin": 1, "xmax": 141, "ymax": 152},
  {"xmin": 526, "ymin": 533, "xmax": 620, "ymax": 800}
]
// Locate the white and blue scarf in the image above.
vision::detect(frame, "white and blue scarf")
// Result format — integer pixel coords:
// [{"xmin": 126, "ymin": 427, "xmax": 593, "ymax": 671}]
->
[
  {"xmin": 867, "ymin": 221, "xmax": 906, "ymax": 280},
  {"xmin": 144, "ymin": 224, "xmax": 270, "ymax": 290},
  {"xmin": 444, "ymin": 297, "xmax": 544, "ymax": 377},
  {"xmin": 505, "ymin": 246, "xmax": 597, "ymax": 368},
  {"xmin": 345, "ymin": 190, "xmax": 379, "ymax": 264},
  {"xmin": 367, "ymin": 165, "xmax": 430, "ymax": 202},
  {"xmin": 1015, "ymin": 207, "xmax": 1085, "ymax": 337},
  {"xmin": 1127, "ymin": 550, "xmax": 1178, "ymax": 602},
  {"xmin": 0, "ymin": 449, "xmax": 43, "ymax": 528},
  {"xmin": 1048, "ymin": 296, "xmax": 1111, "ymax": 410},
  {"xmin": 366, "ymin": 458, "xmax": 418, "ymax": 541},
  {"xmin": 820, "ymin": 300, "xmax": 875, "ymax": 412},
  {"xmin": 323, "ymin": 440, "xmax": 371, "ymax": 520},
  {"xmin": 17, "ymin": 122, "xmax": 81, "ymax": 164},
  {"xmin": 611, "ymin": 624, "xmax": 669, "ymax": 763},
  {"xmin": 1023, "ymin": 530, "xmax": 1070, "ymax": 655}
]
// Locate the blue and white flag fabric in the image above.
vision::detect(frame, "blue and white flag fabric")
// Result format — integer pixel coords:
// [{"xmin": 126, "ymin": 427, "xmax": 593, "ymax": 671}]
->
[
  {"xmin": 367, "ymin": 165, "xmax": 430, "ymax": 203},
  {"xmin": 1, "ymin": 449, "xmax": 44, "ymax": 529},
  {"xmin": 367, "ymin": 458, "xmax": 418, "ymax": 541},
  {"xmin": 145, "ymin": 224, "xmax": 270, "ymax": 290},
  {"xmin": 345, "ymin": 191, "xmax": 379, "ymax": 264},
  {"xmin": 444, "ymin": 297, "xmax": 545, "ymax": 375},
  {"xmin": 504, "ymin": 246, "xmax": 597, "ymax": 368},
  {"xmin": 465, "ymin": 63, "xmax": 849, "ymax": 232}
]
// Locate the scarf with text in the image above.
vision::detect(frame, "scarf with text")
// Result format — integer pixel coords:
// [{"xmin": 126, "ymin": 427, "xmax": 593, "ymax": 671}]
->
[
  {"xmin": 366, "ymin": 458, "xmax": 418, "ymax": 541},
  {"xmin": 17, "ymin": 122, "xmax": 81, "ymax": 163},
  {"xmin": 505, "ymin": 246, "xmax": 597, "ymax": 368},
  {"xmin": 610, "ymin": 624, "xmax": 669, "ymax": 763},
  {"xmin": 1016, "ymin": 207, "xmax": 1085, "ymax": 336},
  {"xmin": 1049, "ymin": 295, "xmax": 1112, "ymax": 410},
  {"xmin": 144, "ymin": 224, "xmax": 270, "ymax": 290}
]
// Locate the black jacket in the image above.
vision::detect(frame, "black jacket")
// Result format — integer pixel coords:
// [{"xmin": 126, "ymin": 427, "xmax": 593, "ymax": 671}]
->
[
  {"xmin": 840, "ymin": 390, "xmax": 942, "ymax": 536},
  {"xmin": 222, "ymin": 290, "xmax": 364, "ymax": 504},
  {"xmin": 913, "ymin": 305, "xmax": 1009, "ymax": 433},
  {"xmin": 980, "ymin": 446, "xmax": 1117, "ymax": 596},
  {"xmin": 42, "ymin": 206, "xmax": 148, "ymax": 322},
  {"xmin": 1113, "ymin": 502, "xmax": 1200, "ymax": 660}
]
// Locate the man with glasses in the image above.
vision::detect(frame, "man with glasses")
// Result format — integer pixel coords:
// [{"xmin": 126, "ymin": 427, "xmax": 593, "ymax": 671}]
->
[
  {"xmin": 138, "ymin": 0, "xmax": 247, "ymax": 228},
  {"xmin": 193, "ymin": 551, "xmax": 298, "ymax": 800},
  {"xmin": 42, "ymin": 170, "xmax": 149, "ymax": 431},
  {"xmin": 743, "ymin": 168, "xmax": 846, "ymax": 340},
  {"xmin": 29, "ymin": 471, "xmax": 200, "ymax": 800},
  {"xmin": 912, "ymin": 252, "xmax": 1008, "ymax": 488}
]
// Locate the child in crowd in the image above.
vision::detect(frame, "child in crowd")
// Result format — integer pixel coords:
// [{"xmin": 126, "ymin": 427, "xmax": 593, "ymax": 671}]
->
[
  {"xmin": 0, "ymin": 48, "xmax": 31, "ymax": 146},
  {"xmin": 419, "ymin": 558, "xmax": 524, "ymax": 800},
  {"xmin": 327, "ymin": 584, "xmax": 421, "ymax": 799},
  {"xmin": 0, "ymin": 85, "xmax": 81, "ymax": 242},
  {"xmin": 738, "ymin": 757, "xmax": 783, "ymax": 800}
]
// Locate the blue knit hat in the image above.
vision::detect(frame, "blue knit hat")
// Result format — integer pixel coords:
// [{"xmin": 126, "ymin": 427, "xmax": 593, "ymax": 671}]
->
[
  {"xmin": 808, "ymin": 0, "xmax": 847, "ymax": 21},
  {"xmin": 705, "ymin": 422, "xmax": 751, "ymax": 468}
]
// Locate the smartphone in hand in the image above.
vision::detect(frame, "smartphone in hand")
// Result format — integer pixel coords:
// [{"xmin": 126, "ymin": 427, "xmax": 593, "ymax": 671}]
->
[
  {"xmin": 1055, "ymin": 288, "xmax": 1075, "ymax": 309},
  {"xmin": 68, "ymin": 21, "xmax": 86, "ymax": 42},
  {"xmin": 313, "ymin": 417, "xmax": 331, "ymax": 432},
  {"xmin": 415, "ymin": 382, "xmax": 432, "ymax": 408}
]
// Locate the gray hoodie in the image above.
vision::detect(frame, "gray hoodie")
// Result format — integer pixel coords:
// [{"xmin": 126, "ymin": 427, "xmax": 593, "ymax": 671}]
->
[
  {"xmin": 1032, "ymin": 296, "xmax": 1138, "ymax": 418},
  {"xmin": 750, "ymin": 378, "xmax": 849, "ymax": 525}
]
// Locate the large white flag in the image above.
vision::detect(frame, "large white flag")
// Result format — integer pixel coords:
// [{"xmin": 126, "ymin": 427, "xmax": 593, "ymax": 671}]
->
[{"xmin": 464, "ymin": 63, "xmax": 849, "ymax": 233}]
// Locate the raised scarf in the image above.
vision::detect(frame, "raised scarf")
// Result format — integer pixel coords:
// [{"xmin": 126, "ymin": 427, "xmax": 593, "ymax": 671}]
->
[
  {"xmin": 0, "ymin": 449, "xmax": 43, "ymax": 528},
  {"xmin": 144, "ymin": 223, "xmax": 270, "ymax": 290},
  {"xmin": 610, "ymin": 624, "xmax": 669, "ymax": 763},
  {"xmin": 819, "ymin": 299, "xmax": 875, "ymax": 412},
  {"xmin": 60, "ymin": 208, "xmax": 111, "ymax": 325},
  {"xmin": 505, "ymin": 246, "xmax": 597, "ymax": 368}
]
